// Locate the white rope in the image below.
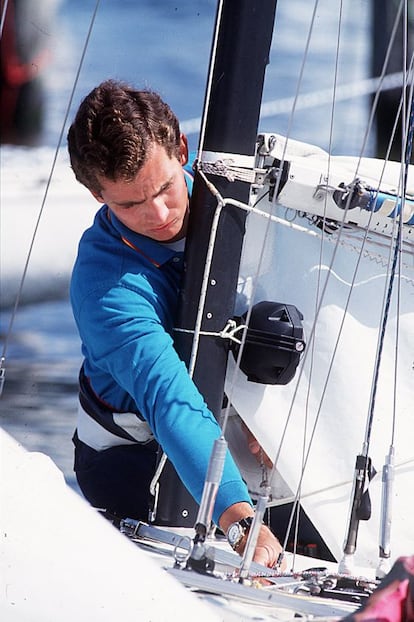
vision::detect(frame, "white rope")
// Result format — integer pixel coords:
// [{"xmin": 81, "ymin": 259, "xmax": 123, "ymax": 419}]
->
[
  {"xmin": 196, "ymin": 0, "xmax": 224, "ymax": 157},
  {"xmin": 198, "ymin": 151, "xmax": 257, "ymax": 182},
  {"xmin": 175, "ymin": 319, "xmax": 247, "ymax": 346}
]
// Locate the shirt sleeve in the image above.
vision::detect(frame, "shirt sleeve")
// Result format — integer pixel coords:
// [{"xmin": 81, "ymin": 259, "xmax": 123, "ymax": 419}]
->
[{"xmin": 75, "ymin": 276, "xmax": 252, "ymax": 524}]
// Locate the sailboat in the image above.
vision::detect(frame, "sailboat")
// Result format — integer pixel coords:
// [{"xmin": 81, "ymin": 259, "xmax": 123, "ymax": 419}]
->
[{"xmin": 1, "ymin": 0, "xmax": 413, "ymax": 620}]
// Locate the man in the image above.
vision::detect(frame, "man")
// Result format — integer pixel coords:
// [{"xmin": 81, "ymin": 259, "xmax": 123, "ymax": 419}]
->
[{"xmin": 68, "ymin": 79, "xmax": 283, "ymax": 567}]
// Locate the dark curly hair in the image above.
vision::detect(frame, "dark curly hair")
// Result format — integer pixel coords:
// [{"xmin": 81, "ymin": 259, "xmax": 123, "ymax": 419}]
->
[{"xmin": 67, "ymin": 80, "xmax": 181, "ymax": 194}]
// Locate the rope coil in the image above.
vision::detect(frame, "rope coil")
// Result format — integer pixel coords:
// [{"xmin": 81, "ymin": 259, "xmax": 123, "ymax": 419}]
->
[
  {"xmin": 174, "ymin": 319, "xmax": 247, "ymax": 346},
  {"xmin": 198, "ymin": 150, "xmax": 264, "ymax": 184}
]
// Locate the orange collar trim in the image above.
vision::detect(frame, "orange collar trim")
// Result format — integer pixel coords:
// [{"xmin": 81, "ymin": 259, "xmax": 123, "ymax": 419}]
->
[
  {"xmin": 120, "ymin": 235, "xmax": 161, "ymax": 268},
  {"xmin": 107, "ymin": 209, "xmax": 161, "ymax": 268}
]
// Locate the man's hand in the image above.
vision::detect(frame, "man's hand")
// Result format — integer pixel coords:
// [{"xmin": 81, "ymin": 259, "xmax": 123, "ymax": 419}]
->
[
  {"xmin": 250, "ymin": 524, "xmax": 286, "ymax": 569},
  {"xmin": 219, "ymin": 502, "xmax": 286, "ymax": 570}
]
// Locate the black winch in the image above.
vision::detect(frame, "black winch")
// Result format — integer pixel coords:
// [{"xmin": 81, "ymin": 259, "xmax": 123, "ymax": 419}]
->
[{"xmin": 231, "ymin": 301, "xmax": 305, "ymax": 385}]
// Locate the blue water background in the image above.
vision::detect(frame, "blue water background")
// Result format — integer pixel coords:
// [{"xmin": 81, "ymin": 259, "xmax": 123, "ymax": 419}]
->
[{"xmin": 1, "ymin": 0, "xmax": 371, "ymax": 488}]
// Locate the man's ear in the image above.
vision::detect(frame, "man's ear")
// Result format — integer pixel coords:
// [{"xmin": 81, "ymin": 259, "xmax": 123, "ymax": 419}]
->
[
  {"xmin": 179, "ymin": 134, "xmax": 189, "ymax": 165},
  {"xmin": 90, "ymin": 189, "xmax": 104, "ymax": 203}
]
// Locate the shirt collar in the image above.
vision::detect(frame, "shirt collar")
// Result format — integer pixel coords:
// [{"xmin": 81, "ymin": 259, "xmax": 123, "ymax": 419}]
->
[{"xmin": 106, "ymin": 208, "xmax": 180, "ymax": 267}]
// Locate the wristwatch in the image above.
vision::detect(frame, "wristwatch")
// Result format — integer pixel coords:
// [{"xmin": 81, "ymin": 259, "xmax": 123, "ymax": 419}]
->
[{"xmin": 226, "ymin": 516, "xmax": 254, "ymax": 551}]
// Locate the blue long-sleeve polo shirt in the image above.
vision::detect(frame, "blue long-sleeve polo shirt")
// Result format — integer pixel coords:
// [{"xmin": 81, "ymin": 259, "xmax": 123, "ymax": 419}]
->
[{"xmin": 70, "ymin": 168, "xmax": 251, "ymax": 525}]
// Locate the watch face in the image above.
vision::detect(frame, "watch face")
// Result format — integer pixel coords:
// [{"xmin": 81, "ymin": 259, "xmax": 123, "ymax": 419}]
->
[{"xmin": 227, "ymin": 523, "xmax": 242, "ymax": 547}]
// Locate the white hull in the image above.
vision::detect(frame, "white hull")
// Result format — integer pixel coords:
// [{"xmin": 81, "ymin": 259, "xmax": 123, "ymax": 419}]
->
[
  {"xmin": 0, "ymin": 428, "xmax": 224, "ymax": 622},
  {"xmin": 1, "ymin": 427, "xmax": 367, "ymax": 621}
]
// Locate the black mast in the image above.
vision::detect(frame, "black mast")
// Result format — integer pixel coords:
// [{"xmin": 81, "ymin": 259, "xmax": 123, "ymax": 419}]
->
[
  {"xmin": 371, "ymin": 0, "xmax": 414, "ymax": 161},
  {"xmin": 154, "ymin": 0, "xmax": 278, "ymax": 527}
]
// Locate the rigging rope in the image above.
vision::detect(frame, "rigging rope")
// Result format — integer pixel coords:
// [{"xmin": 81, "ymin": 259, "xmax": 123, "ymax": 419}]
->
[
  {"xmin": 211, "ymin": 0, "xmax": 414, "ymax": 570},
  {"xmin": 260, "ymin": 0, "xmax": 369, "ymax": 562},
  {"xmin": 0, "ymin": 0, "xmax": 9, "ymax": 37},
  {"xmin": 376, "ymin": 9, "xmax": 414, "ymax": 577},
  {"xmin": 181, "ymin": 0, "xmax": 414, "ymax": 570},
  {"xmin": 338, "ymin": 0, "xmax": 413, "ymax": 574},
  {"xmin": 293, "ymin": 0, "xmax": 345, "ymax": 563},
  {"xmin": 222, "ymin": 0, "xmax": 323, "ymax": 447}
]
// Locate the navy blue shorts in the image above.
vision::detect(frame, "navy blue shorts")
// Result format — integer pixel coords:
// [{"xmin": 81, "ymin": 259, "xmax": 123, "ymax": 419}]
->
[{"xmin": 73, "ymin": 431, "xmax": 158, "ymax": 521}]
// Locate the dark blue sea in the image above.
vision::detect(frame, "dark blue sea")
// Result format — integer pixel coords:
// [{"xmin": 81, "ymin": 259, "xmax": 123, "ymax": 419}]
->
[{"xmin": 1, "ymin": 0, "xmax": 371, "ymax": 489}]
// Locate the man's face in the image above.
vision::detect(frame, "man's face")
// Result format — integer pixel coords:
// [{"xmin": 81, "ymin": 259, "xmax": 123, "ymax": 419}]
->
[{"xmin": 93, "ymin": 136, "xmax": 189, "ymax": 242}]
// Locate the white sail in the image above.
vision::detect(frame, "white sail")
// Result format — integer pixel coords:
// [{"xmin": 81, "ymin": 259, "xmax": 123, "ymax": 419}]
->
[{"xmin": 228, "ymin": 140, "xmax": 414, "ymax": 569}]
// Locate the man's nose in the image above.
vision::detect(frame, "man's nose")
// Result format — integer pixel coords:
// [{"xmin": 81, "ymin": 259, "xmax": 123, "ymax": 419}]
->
[{"xmin": 148, "ymin": 197, "xmax": 169, "ymax": 223}]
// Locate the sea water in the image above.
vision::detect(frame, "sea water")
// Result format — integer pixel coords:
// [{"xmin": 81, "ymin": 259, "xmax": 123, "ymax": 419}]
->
[{"xmin": 1, "ymin": 0, "xmax": 371, "ymax": 489}]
